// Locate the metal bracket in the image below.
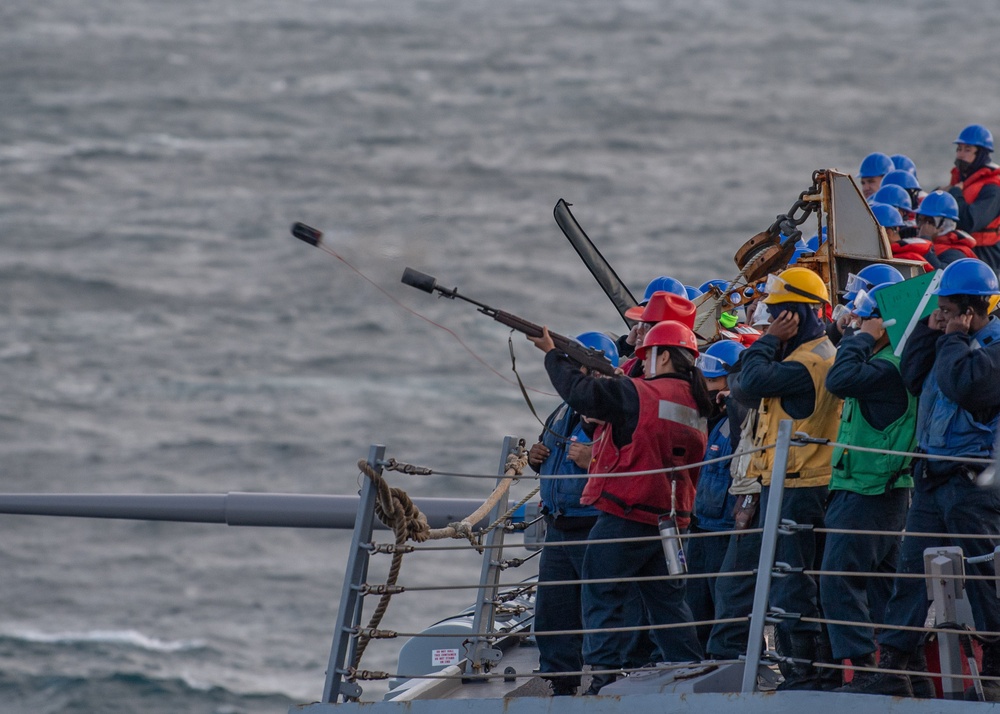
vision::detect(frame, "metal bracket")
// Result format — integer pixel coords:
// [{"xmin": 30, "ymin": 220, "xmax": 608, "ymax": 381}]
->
[
  {"xmin": 764, "ymin": 606, "xmax": 802, "ymax": 624},
  {"xmin": 924, "ymin": 546, "xmax": 965, "ymax": 600},
  {"xmin": 770, "ymin": 561, "xmax": 803, "ymax": 578},
  {"xmin": 777, "ymin": 518, "xmax": 812, "ymax": 535},
  {"xmin": 791, "ymin": 432, "xmax": 829, "ymax": 446},
  {"xmin": 338, "ymin": 681, "xmax": 363, "ymax": 699}
]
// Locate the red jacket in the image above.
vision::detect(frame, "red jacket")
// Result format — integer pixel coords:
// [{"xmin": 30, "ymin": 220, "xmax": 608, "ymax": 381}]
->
[
  {"xmin": 582, "ymin": 376, "xmax": 707, "ymax": 529},
  {"xmin": 950, "ymin": 165, "xmax": 1000, "ymax": 247},
  {"xmin": 891, "ymin": 238, "xmax": 935, "ymax": 272},
  {"xmin": 933, "ymin": 230, "xmax": 977, "ymax": 261}
]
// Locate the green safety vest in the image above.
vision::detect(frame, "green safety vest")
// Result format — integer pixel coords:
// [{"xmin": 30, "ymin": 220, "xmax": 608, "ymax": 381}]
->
[{"xmin": 830, "ymin": 347, "xmax": 916, "ymax": 495}]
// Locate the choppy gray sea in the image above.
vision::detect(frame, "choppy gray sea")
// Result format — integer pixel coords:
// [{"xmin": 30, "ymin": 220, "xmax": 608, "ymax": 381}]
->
[{"xmin": 2, "ymin": 0, "xmax": 1000, "ymax": 711}]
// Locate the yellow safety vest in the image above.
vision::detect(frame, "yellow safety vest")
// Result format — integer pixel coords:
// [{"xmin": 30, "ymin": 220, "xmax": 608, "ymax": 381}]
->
[{"xmin": 748, "ymin": 337, "xmax": 842, "ymax": 488}]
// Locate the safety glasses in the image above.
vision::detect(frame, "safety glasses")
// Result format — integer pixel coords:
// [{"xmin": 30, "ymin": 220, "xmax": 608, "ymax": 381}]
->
[
  {"xmin": 851, "ymin": 289, "xmax": 880, "ymax": 320},
  {"xmin": 695, "ymin": 353, "xmax": 731, "ymax": 375},
  {"xmin": 843, "ymin": 272, "xmax": 873, "ymax": 296}
]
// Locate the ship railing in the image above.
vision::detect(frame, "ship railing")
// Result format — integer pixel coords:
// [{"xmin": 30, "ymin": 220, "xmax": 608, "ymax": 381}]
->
[
  {"xmin": 733, "ymin": 423, "xmax": 1000, "ymax": 701},
  {"xmin": 324, "ymin": 421, "xmax": 1000, "ymax": 703},
  {"xmin": 324, "ymin": 432, "xmax": 788, "ymax": 703}
]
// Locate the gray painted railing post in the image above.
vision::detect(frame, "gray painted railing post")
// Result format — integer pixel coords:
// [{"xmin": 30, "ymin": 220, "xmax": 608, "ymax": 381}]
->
[
  {"xmin": 741, "ymin": 419, "xmax": 793, "ymax": 693},
  {"xmin": 466, "ymin": 436, "xmax": 520, "ymax": 676},
  {"xmin": 322, "ymin": 444, "xmax": 385, "ymax": 703},
  {"xmin": 926, "ymin": 548, "xmax": 970, "ymax": 700}
]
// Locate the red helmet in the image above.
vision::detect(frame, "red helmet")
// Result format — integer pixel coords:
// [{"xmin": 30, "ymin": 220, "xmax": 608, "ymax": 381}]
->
[
  {"xmin": 635, "ymin": 320, "xmax": 699, "ymax": 359},
  {"xmin": 624, "ymin": 291, "xmax": 696, "ymax": 328}
]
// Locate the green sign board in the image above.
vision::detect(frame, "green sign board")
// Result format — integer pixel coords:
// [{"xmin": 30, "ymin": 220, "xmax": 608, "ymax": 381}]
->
[{"xmin": 874, "ymin": 270, "xmax": 941, "ymax": 355}]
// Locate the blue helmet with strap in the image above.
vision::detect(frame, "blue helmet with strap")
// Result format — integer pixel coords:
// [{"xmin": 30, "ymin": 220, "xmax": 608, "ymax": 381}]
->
[
  {"xmin": 871, "ymin": 202, "xmax": 905, "ymax": 229},
  {"xmin": 696, "ymin": 339, "xmax": 746, "ymax": 379},
  {"xmin": 914, "ymin": 190, "xmax": 960, "ymax": 221},
  {"xmin": 574, "ymin": 331, "xmax": 620, "ymax": 368},
  {"xmin": 641, "ymin": 276, "xmax": 686, "ymax": 302},
  {"xmin": 934, "ymin": 258, "xmax": 1000, "ymax": 297},
  {"xmin": 851, "ymin": 283, "xmax": 892, "ymax": 320},
  {"xmin": 843, "ymin": 263, "xmax": 905, "ymax": 301},
  {"xmin": 954, "ymin": 124, "xmax": 994, "ymax": 152},
  {"xmin": 858, "ymin": 152, "xmax": 894, "ymax": 178},
  {"xmin": 872, "ymin": 185, "xmax": 912, "ymax": 213}
]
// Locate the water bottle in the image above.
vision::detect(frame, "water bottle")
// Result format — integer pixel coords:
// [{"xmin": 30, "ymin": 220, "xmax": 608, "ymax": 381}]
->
[{"xmin": 658, "ymin": 514, "xmax": 687, "ymax": 575}]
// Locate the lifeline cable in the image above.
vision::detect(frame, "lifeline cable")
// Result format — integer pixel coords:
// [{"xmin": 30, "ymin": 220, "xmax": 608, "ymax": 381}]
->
[{"xmin": 291, "ymin": 222, "xmax": 557, "ymax": 397}]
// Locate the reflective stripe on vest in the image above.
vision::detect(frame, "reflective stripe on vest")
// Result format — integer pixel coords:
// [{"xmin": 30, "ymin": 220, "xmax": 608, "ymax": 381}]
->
[{"xmin": 659, "ymin": 400, "xmax": 708, "ymax": 432}]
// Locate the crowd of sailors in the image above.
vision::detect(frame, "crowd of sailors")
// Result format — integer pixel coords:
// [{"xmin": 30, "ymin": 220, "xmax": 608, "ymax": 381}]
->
[{"xmin": 523, "ymin": 124, "xmax": 1000, "ymax": 699}]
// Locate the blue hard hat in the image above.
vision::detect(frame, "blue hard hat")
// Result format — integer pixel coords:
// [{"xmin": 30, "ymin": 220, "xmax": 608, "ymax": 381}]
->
[
  {"xmin": 843, "ymin": 263, "xmax": 905, "ymax": 301},
  {"xmin": 881, "ymin": 169, "xmax": 920, "ymax": 191},
  {"xmin": 890, "ymin": 154, "xmax": 918, "ymax": 176},
  {"xmin": 788, "ymin": 233, "xmax": 821, "ymax": 265},
  {"xmin": 699, "ymin": 279, "xmax": 729, "ymax": 293},
  {"xmin": 871, "ymin": 202, "xmax": 905, "ymax": 229},
  {"xmin": 954, "ymin": 124, "xmax": 994, "ymax": 152},
  {"xmin": 872, "ymin": 185, "xmax": 913, "ymax": 213},
  {"xmin": 684, "ymin": 285, "xmax": 703, "ymax": 300},
  {"xmin": 858, "ymin": 152, "xmax": 894, "ymax": 179},
  {"xmin": 914, "ymin": 190, "xmax": 960, "ymax": 222},
  {"xmin": 934, "ymin": 258, "xmax": 1000, "ymax": 297},
  {"xmin": 696, "ymin": 339, "xmax": 746, "ymax": 379},
  {"xmin": 641, "ymin": 276, "xmax": 686, "ymax": 303},
  {"xmin": 574, "ymin": 331, "xmax": 620, "ymax": 368},
  {"xmin": 852, "ymin": 283, "xmax": 892, "ymax": 320}
]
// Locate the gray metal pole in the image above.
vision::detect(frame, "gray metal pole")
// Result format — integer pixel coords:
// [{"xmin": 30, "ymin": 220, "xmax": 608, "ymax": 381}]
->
[
  {"xmin": 741, "ymin": 419, "xmax": 793, "ymax": 693},
  {"xmin": 0, "ymin": 493, "xmax": 489, "ymax": 530},
  {"xmin": 322, "ymin": 444, "xmax": 384, "ymax": 703},
  {"xmin": 927, "ymin": 550, "xmax": 969, "ymax": 700},
  {"xmin": 466, "ymin": 436, "xmax": 519, "ymax": 675}
]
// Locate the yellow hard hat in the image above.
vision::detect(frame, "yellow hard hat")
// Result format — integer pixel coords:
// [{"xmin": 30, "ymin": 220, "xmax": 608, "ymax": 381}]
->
[{"xmin": 762, "ymin": 267, "xmax": 829, "ymax": 305}]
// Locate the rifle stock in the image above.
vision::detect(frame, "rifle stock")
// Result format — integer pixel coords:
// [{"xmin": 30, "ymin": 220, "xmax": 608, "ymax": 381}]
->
[{"xmin": 402, "ymin": 268, "xmax": 618, "ymax": 376}]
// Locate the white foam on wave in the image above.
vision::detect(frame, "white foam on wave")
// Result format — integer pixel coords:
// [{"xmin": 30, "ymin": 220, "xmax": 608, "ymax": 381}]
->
[{"xmin": 1, "ymin": 627, "xmax": 206, "ymax": 653}]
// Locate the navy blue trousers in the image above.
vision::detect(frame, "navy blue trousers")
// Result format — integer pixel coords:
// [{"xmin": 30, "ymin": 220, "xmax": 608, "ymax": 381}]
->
[
  {"xmin": 534, "ymin": 520, "xmax": 594, "ymax": 684},
  {"xmin": 706, "ymin": 509, "xmax": 762, "ymax": 658},
  {"xmin": 879, "ymin": 475, "xmax": 1000, "ymax": 653},
  {"xmin": 581, "ymin": 512, "xmax": 703, "ymax": 669},
  {"xmin": 758, "ymin": 484, "xmax": 828, "ymax": 638},
  {"xmin": 819, "ymin": 488, "xmax": 908, "ymax": 660},
  {"xmin": 684, "ymin": 526, "xmax": 732, "ymax": 652}
]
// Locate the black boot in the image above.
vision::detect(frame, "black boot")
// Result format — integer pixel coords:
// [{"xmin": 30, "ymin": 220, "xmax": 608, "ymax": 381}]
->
[
  {"xmin": 583, "ymin": 672, "xmax": 618, "ymax": 696},
  {"xmin": 814, "ymin": 633, "xmax": 842, "ymax": 691},
  {"xmin": 546, "ymin": 676, "xmax": 579, "ymax": 696},
  {"xmin": 774, "ymin": 628, "xmax": 794, "ymax": 680},
  {"xmin": 966, "ymin": 642, "xmax": 1000, "ymax": 701},
  {"xmin": 836, "ymin": 645, "xmax": 913, "ymax": 697},
  {"xmin": 907, "ymin": 645, "xmax": 936, "ymax": 699},
  {"xmin": 838, "ymin": 651, "xmax": 876, "ymax": 691},
  {"xmin": 776, "ymin": 633, "xmax": 821, "ymax": 691}
]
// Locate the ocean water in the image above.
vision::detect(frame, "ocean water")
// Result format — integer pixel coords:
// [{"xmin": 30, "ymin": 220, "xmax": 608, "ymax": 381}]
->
[{"xmin": 3, "ymin": 0, "xmax": 1000, "ymax": 711}]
